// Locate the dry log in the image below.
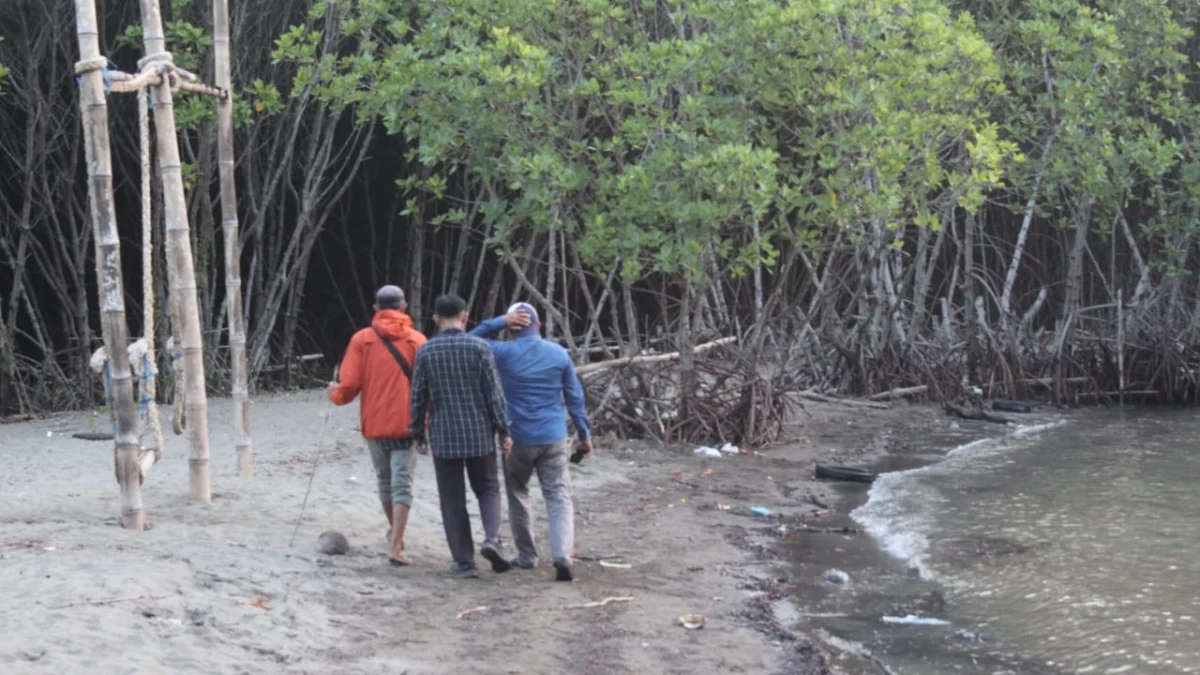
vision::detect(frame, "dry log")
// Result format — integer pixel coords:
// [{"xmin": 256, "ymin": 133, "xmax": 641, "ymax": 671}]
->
[
  {"xmin": 576, "ymin": 337, "xmax": 736, "ymax": 375},
  {"xmin": 869, "ymin": 385, "xmax": 928, "ymax": 401},
  {"xmin": 798, "ymin": 390, "xmax": 891, "ymax": 410}
]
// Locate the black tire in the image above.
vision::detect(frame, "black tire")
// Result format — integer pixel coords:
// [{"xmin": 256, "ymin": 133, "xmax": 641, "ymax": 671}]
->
[
  {"xmin": 815, "ymin": 464, "xmax": 876, "ymax": 483},
  {"xmin": 72, "ymin": 432, "xmax": 115, "ymax": 441},
  {"xmin": 991, "ymin": 399, "xmax": 1032, "ymax": 414}
]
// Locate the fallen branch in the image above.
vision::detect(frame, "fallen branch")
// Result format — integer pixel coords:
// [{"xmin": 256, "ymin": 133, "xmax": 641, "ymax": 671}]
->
[
  {"xmin": 798, "ymin": 390, "xmax": 891, "ymax": 410},
  {"xmin": 576, "ymin": 337, "xmax": 736, "ymax": 375},
  {"xmin": 944, "ymin": 403, "xmax": 1009, "ymax": 424},
  {"xmin": 787, "ymin": 525, "xmax": 860, "ymax": 535},
  {"xmin": 48, "ymin": 594, "xmax": 168, "ymax": 609},
  {"xmin": 455, "ymin": 606, "xmax": 490, "ymax": 620},
  {"xmin": 869, "ymin": 385, "xmax": 928, "ymax": 401},
  {"xmin": 573, "ymin": 554, "xmax": 623, "ymax": 562},
  {"xmin": 562, "ymin": 596, "xmax": 634, "ymax": 610}
]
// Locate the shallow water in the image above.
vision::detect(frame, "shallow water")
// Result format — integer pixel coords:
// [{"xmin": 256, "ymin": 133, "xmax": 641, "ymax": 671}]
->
[{"xmin": 852, "ymin": 409, "xmax": 1200, "ymax": 674}]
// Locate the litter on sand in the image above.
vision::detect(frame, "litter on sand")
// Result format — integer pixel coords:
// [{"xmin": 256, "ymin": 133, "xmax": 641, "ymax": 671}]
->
[
  {"xmin": 882, "ymin": 615, "xmax": 949, "ymax": 626},
  {"xmin": 562, "ymin": 596, "xmax": 634, "ymax": 610},
  {"xmin": 598, "ymin": 561, "xmax": 632, "ymax": 569},
  {"xmin": 678, "ymin": 614, "xmax": 707, "ymax": 630},
  {"xmin": 694, "ymin": 446, "xmax": 722, "ymax": 457},
  {"xmin": 749, "ymin": 507, "xmax": 773, "ymax": 517},
  {"xmin": 718, "ymin": 443, "xmax": 739, "ymax": 455},
  {"xmin": 456, "ymin": 606, "xmax": 490, "ymax": 620}
]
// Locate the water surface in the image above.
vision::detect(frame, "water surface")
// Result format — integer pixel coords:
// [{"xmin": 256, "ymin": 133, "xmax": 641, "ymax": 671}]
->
[{"xmin": 852, "ymin": 409, "xmax": 1200, "ymax": 674}]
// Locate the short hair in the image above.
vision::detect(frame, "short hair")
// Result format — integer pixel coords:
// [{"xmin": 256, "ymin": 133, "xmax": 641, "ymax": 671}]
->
[
  {"xmin": 375, "ymin": 285, "xmax": 406, "ymax": 310},
  {"xmin": 433, "ymin": 294, "xmax": 467, "ymax": 318}
]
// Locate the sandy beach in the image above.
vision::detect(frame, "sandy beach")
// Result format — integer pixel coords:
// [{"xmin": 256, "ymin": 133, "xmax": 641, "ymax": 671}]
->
[{"xmin": 0, "ymin": 390, "xmax": 937, "ymax": 674}]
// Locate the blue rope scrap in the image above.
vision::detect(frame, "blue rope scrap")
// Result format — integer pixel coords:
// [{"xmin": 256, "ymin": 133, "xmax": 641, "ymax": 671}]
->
[
  {"xmin": 74, "ymin": 59, "xmax": 124, "ymax": 95},
  {"xmin": 103, "ymin": 355, "xmax": 158, "ymax": 432}
]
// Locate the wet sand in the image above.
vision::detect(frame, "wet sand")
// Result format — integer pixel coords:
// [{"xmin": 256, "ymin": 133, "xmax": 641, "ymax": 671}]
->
[{"xmin": 0, "ymin": 390, "xmax": 962, "ymax": 674}]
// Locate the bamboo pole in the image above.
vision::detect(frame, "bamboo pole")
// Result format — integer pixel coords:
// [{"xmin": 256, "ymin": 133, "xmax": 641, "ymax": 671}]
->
[
  {"xmin": 213, "ymin": 0, "xmax": 253, "ymax": 476},
  {"xmin": 73, "ymin": 0, "xmax": 146, "ymax": 530},
  {"xmin": 137, "ymin": 0, "xmax": 211, "ymax": 503}
]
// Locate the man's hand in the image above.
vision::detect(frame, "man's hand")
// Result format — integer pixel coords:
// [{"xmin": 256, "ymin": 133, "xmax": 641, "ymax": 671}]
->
[
  {"xmin": 504, "ymin": 307, "xmax": 532, "ymax": 332},
  {"xmin": 415, "ymin": 440, "xmax": 429, "ymax": 456},
  {"xmin": 501, "ymin": 434, "xmax": 514, "ymax": 457},
  {"xmin": 572, "ymin": 439, "xmax": 594, "ymax": 463}
]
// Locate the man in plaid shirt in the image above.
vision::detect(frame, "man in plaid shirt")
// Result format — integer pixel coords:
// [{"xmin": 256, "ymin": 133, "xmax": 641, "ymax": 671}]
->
[{"xmin": 409, "ymin": 294, "xmax": 514, "ymax": 579}]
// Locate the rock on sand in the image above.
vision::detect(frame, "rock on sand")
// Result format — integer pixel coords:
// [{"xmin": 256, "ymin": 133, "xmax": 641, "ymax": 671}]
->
[{"xmin": 318, "ymin": 530, "xmax": 349, "ymax": 555}]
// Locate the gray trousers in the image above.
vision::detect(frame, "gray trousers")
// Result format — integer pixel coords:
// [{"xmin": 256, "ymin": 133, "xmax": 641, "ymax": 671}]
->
[
  {"xmin": 503, "ymin": 439, "xmax": 574, "ymax": 564},
  {"xmin": 366, "ymin": 438, "xmax": 417, "ymax": 505}
]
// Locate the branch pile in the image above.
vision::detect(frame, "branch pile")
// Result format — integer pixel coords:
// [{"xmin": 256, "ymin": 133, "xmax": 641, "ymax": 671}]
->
[{"xmin": 580, "ymin": 339, "xmax": 801, "ymax": 447}]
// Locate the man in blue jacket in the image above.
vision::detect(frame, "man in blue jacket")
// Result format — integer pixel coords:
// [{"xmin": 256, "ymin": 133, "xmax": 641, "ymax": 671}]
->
[{"xmin": 470, "ymin": 303, "xmax": 593, "ymax": 582}]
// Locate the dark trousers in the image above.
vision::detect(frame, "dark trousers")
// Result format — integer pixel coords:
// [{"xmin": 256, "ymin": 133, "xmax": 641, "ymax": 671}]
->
[{"xmin": 433, "ymin": 453, "xmax": 503, "ymax": 566}]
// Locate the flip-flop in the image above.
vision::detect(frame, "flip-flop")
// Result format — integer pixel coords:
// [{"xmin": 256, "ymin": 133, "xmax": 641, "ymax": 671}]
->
[{"xmin": 389, "ymin": 556, "xmax": 410, "ymax": 567}]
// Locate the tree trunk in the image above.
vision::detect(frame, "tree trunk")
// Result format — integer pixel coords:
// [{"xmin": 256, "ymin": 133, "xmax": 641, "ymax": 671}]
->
[
  {"xmin": 74, "ymin": 0, "xmax": 146, "ymax": 529},
  {"xmin": 545, "ymin": 224, "xmax": 559, "ymax": 338},
  {"xmin": 213, "ymin": 0, "xmax": 253, "ymax": 476},
  {"xmin": 963, "ymin": 210, "xmax": 980, "ymax": 386},
  {"xmin": 139, "ymin": 0, "xmax": 211, "ymax": 503}
]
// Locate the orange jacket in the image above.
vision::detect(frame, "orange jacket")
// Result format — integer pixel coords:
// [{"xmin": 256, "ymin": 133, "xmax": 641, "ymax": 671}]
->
[{"xmin": 329, "ymin": 310, "xmax": 427, "ymax": 440}]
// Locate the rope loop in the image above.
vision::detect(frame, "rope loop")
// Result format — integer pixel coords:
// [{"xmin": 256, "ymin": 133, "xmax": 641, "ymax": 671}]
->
[
  {"xmin": 137, "ymin": 51, "xmax": 174, "ymax": 73},
  {"xmin": 73, "ymin": 57, "xmax": 108, "ymax": 76}
]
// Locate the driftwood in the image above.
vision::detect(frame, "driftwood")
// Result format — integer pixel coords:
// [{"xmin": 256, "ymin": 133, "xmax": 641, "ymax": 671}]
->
[
  {"xmin": 562, "ymin": 596, "xmax": 634, "ymax": 610},
  {"xmin": 868, "ymin": 385, "xmax": 928, "ymax": 401},
  {"xmin": 798, "ymin": 390, "xmax": 891, "ymax": 410},
  {"xmin": 576, "ymin": 337, "xmax": 736, "ymax": 375},
  {"xmin": 455, "ymin": 606, "xmax": 490, "ymax": 620},
  {"xmin": 944, "ymin": 403, "xmax": 1009, "ymax": 424}
]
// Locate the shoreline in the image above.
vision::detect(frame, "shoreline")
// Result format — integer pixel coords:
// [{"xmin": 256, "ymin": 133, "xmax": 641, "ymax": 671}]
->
[
  {"xmin": 0, "ymin": 390, "xmax": 1066, "ymax": 674},
  {"xmin": 771, "ymin": 405, "xmax": 1072, "ymax": 674}
]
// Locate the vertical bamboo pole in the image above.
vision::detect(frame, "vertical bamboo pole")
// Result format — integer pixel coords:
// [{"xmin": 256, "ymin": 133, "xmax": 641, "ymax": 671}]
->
[
  {"xmin": 213, "ymin": 0, "xmax": 253, "ymax": 476},
  {"xmin": 1117, "ymin": 289, "xmax": 1125, "ymax": 406},
  {"xmin": 74, "ymin": 0, "xmax": 146, "ymax": 529},
  {"xmin": 138, "ymin": 0, "xmax": 212, "ymax": 502}
]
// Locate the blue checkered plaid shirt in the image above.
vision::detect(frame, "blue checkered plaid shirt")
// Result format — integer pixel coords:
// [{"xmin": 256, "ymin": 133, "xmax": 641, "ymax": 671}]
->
[{"xmin": 408, "ymin": 328, "xmax": 510, "ymax": 460}]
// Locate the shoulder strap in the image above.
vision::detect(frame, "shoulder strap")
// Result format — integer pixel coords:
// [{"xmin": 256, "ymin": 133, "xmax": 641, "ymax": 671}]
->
[{"xmin": 371, "ymin": 325, "xmax": 413, "ymax": 380}]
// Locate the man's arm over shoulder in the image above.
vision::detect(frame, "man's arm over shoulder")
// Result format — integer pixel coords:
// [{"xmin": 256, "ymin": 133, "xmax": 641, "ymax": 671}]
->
[
  {"xmin": 468, "ymin": 316, "xmax": 520, "ymax": 361},
  {"xmin": 468, "ymin": 316, "xmax": 507, "ymax": 340},
  {"xmin": 329, "ymin": 329, "xmax": 367, "ymax": 405},
  {"xmin": 559, "ymin": 346, "xmax": 592, "ymax": 441}
]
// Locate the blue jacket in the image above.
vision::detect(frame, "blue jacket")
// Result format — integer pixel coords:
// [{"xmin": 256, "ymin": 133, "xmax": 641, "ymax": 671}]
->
[{"xmin": 469, "ymin": 316, "xmax": 592, "ymax": 447}]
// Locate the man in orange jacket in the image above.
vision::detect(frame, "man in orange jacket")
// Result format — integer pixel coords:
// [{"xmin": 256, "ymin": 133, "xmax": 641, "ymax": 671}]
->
[{"xmin": 328, "ymin": 285, "xmax": 427, "ymax": 566}]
